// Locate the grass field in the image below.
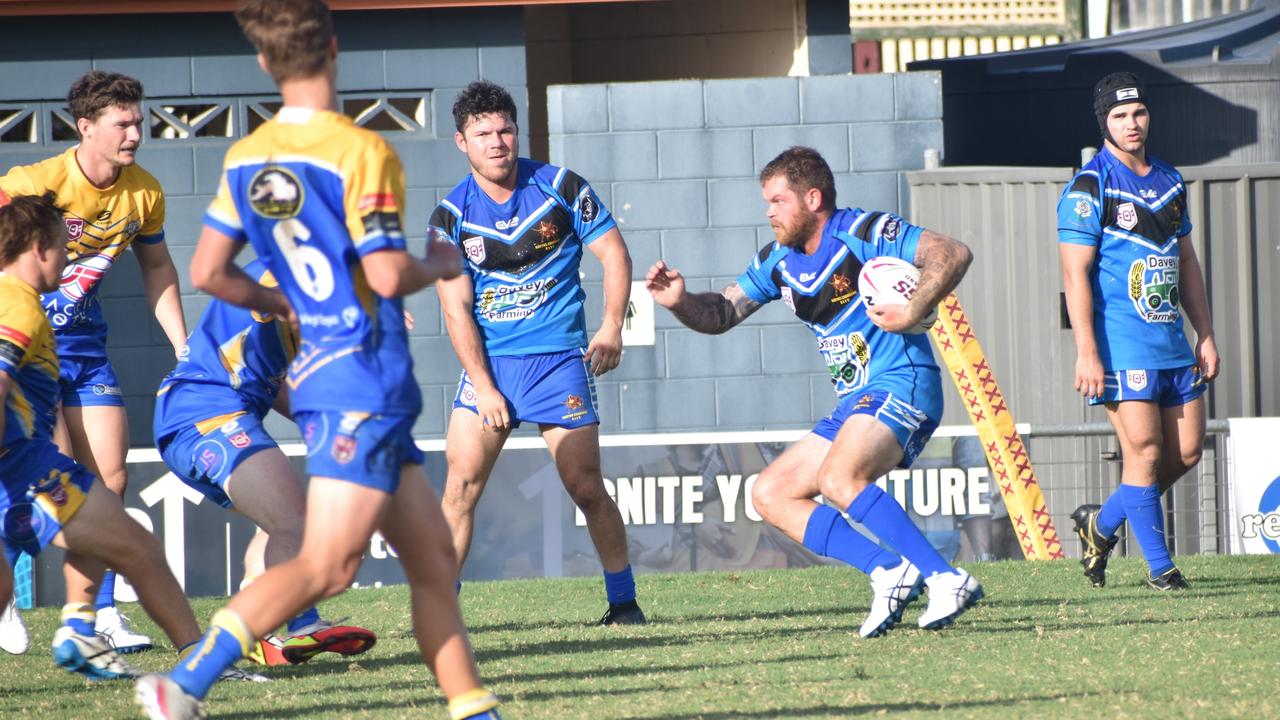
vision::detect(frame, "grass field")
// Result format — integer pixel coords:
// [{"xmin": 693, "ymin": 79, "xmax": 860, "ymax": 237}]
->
[{"xmin": 3, "ymin": 554, "xmax": 1278, "ymax": 719}]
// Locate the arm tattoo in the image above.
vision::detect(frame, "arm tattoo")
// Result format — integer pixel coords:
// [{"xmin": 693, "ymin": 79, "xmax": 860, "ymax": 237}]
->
[
  {"xmin": 912, "ymin": 230, "xmax": 973, "ymax": 308},
  {"xmin": 671, "ymin": 282, "xmax": 761, "ymax": 334}
]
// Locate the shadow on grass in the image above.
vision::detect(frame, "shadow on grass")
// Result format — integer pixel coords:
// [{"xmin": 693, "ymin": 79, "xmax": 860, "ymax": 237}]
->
[
  {"xmin": 381, "ymin": 650, "xmax": 854, "ymax": 690},
  {"xmin": 465, "ymin": 603, "xmax": 872, "ymax": 634},
  {"xmin": 628, "ymin": 690, "xmax": 1112, "ymax": 719}
]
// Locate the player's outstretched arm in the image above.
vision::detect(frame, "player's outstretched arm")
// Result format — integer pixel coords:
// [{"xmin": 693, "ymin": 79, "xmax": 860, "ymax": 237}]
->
[
  {"xmin": 437, "ymin": 271, "xmax": 511, "ymax": 431},
  {"xmin": 133, "ymin": 240, "xmax": 188, "ymax": 354},
  {"xmin": 646, "ymin": 260, "xmax": 760, "ymax": 335},
  {"xmin": 1176, "ymin": 237, "xmax": 1220, "ymax": 382},
  {"xmin": 585, "ymin": 227, "xmax": 632, "ymax": 376},
  {"xmin": 361, "ymin": 239, "xmax": 462, "ymax": 299},
  {"xmin": 1059, "ymin": 242, "xmax": 1105, "ymax": 398},
  {"xmin": 191, "ymin": 225, "xmax": 293, "ymax": 321}
]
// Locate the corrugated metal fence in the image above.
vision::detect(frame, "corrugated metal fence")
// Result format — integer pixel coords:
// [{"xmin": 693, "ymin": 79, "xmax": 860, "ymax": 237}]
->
[{"xmin": 907, "ymin": 159, "xmax": 1279, "ymax": 427}]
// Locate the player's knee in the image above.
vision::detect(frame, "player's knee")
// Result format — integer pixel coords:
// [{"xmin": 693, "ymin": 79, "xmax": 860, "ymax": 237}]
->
[
  {"xmin": 1125, "ymin": 441, "xmax": 1162, "ymax": 469},
  {"xmin": 563, "ymin": 473, "xmax": 608, "ymax": 511},
  {"xmin": 1179, "ymin": 445, "xmax": 1203, "ymax": 472},
  {"xmin": 751, "ymin": 472, "xmax": 785, "ymax": 520},
  {"xmin": 100, "ymin": 466, "xmax": 129, "ymax": 495},
  {"xmin": 442, "ymin": 473, "xmax": 486, "ymax": 508}
]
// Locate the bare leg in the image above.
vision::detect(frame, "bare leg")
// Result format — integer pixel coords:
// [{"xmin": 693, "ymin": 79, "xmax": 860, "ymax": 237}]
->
[
  {"xmin": 542, "ymin": 424, "xmax": 628, "ymax": 572},
  {"xmin": 58, "ymin": 405, "xmax": 132, "ymax": 606},
  {"xmin": 440, "ymin": 408, "xmax": 510, "ymax": 572},
  {"xmin": 1105, "ymin": 401, "xmax": 1163, "ymax": 488},
  {"xmin": 378, "ymin": 464, "xmax": 485, "ymax": 698},
  {"xmin": 748, "ymin": 434, "xmax": 828, "ymax": 544},
  {"xmin": 225, "ymin": 477, "xmax": 388, "ymax": 637},
  {"xmin": 224, "ymin": 448, "xmax": 307, "ymax": 571},
  {"xmin": 1157, "ymin": 395, "xmax": 1205, "ymax": 493},
  {"xmin": 55, "ymin": 481, "xmax": 200, "ymax": 649}
]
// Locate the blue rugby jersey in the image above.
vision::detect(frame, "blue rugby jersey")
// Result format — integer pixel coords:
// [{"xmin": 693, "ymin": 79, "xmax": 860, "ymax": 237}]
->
[
  {"xmin": 738, "ymin": 208, "xmax": 940, "ymax": 404},
  {"xmin": 154, "ymin": 258, "xmax": 296, "ymax": 440},
  {"xmin": 429, "ymin": 158, "xmax": 616, "ymax": 356},
  {"xmin": 1057, "ymin": 146, "xmax": 1194, "ymax": 371}
]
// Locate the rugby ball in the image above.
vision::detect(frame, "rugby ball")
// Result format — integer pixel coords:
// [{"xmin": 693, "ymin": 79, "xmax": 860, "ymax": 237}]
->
[{"xmin": 857, "ymin": 256, "xmax": 937, "ymax": 334}]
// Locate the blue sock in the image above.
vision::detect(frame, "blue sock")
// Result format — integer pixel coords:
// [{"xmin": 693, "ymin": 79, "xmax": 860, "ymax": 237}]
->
[
  {"xmin": 1096, "ymin": 490, "xmax": 1127, "ymax": 538},
  {"xmin": 802, "ymin": 504, "xmax": 900, "ymax": 574},
  {"xmin": 286, "ymin": 606, "xmax": 321, "ymax": 634},
  {"xmin": 95, "ymin": 571, "xmax": 116, "ymax": 610},
  {"xmin": 603, "ymin": 565, "xmax": 636, "ymax": 604},
  {"xmin": 847, "ymin": 484, "xmax": 953, "ymax": 577},
  {"xmin": 1119, "ymin": 484, "xmax": 1174, "ymax": 578},
  {"xmin": 172, "ymin": 609, "xmax": 253, "ymax": 700},
  {"xmin": 61, "ymin": 603, "xmax": 96, "ymax": 636}
]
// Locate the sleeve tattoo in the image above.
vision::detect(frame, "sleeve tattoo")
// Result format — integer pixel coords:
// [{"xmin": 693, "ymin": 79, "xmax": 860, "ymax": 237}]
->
[{"xmin": 671, "ymin": 282, "xmax": 762, "ymax": 334}]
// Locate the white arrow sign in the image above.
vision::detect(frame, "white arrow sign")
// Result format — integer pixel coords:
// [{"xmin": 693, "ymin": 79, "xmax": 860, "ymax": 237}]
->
[{"xmin": 139, "ymin": 472, "xmax": 205, "ymax": 590}]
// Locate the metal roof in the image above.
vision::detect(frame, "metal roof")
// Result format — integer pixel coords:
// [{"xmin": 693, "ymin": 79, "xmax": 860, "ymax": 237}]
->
[{"xmin": 912, "ymin": 0, "xmax": 1280, "ymax": 73}]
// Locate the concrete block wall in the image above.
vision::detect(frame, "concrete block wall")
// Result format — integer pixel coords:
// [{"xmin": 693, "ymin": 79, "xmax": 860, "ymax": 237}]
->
[
  {"xmin": 548, "ymin": 73, "xmax": 945, "ymax": 434},
  {"xmin": 0, "ymin": 8, "xmax": 525, "ymax": 446}
]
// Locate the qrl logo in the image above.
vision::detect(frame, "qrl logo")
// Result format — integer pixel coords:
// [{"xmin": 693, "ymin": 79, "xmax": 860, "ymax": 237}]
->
[
  {"xmin": 59, "ymin": 253, "xmax": 115, "ymax": 302},
  {"xmin": 65, "ymin": 218, "xmax": 84, "ymax": 242}
]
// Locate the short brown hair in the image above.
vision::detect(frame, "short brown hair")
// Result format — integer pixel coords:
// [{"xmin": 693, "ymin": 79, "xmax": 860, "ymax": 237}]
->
[
  {"xmin": 759, "ymin": 146, "xmax": 836, "ymax": 212},
  {"xmin": 236, "ymin": 0, "xmax": 334, "ymax": 84},
  {"xmin": 0, "ymin": 191, "xmax": 65, "ymax": 267},
  {"xmin": 67, "ymin": 71, "xmax": 143, "ymax": 124}
]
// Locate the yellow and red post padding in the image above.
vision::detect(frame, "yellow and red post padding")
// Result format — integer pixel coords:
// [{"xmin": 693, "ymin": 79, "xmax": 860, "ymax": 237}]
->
[{"xmin": 929, "ymin": 293, "xmax": 1064, "ymax": 560}]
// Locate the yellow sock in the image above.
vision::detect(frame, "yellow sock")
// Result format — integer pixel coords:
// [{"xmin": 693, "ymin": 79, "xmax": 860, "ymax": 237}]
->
[{"xmin": 448, "ymin": 688, "xmax": 500, "ymax": 720}]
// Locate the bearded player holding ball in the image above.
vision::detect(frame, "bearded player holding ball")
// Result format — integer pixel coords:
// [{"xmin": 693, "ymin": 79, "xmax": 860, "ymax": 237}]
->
[{"xmin": 646, "ymin": 146, "xmax": 981, "ymax": 638}]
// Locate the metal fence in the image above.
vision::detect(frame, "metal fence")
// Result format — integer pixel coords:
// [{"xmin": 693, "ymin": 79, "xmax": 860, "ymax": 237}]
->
[{"xmin": 1024, "ymin": 420, "xmax": 1230, "ymax": 562}]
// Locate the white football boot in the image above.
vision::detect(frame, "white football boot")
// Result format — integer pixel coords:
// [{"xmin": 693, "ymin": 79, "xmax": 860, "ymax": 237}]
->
[
  {"xmin": 0, "ymin": 598, "xmax": 30, "ymax": 655},
  {"xmin": 135, "ymin": 674, "xmax": 209, "ymax": 720},
  {"xmin": 859, "ymin": 561, "xmax": 924, "ymax": 638},
  {"xmin": 95, "ymin": 605, "xmax": 154, "ymax": 653},
  {"xmin": 51, "ymin": 626, "xmax": 138, "ymax": 680},
  {"xmin": 917, "ymin": 568, "xmax": 984, "ymax": 629}
]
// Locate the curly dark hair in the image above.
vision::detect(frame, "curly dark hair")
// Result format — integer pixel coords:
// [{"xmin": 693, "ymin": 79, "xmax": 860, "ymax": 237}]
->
[
  {"xmin": 67, "ymin": 71, "xmax": 143, "ymax": 125},
  {"xmin": 0, "ymin": 191, "xmax": 64, "ymax": 266},
  {"xmin": 759, "ymin": 146, "xmax": 836, "ymax": 212},
  {"xmin": 452, "ymin": 81, "xmax": 518, "ymax": 132}
]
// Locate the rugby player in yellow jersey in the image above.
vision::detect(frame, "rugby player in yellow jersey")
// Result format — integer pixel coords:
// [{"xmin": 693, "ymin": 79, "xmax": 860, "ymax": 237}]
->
[
  {"xmin": 0, "ymin": 71, "xmax": 188, "ymax": 653},
  {"xmin": 0, "ymin": 192, "xmax": 202, "ymax": 680},
  {"xmin": 135, "ymin": 2, "xmax": 499, "ymax": 719}
]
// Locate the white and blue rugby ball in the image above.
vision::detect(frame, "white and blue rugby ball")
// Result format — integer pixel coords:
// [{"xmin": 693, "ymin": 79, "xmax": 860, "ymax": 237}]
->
[{"xmin": 857, "ymin": 256, "xmax": 937, "ymax": 334}]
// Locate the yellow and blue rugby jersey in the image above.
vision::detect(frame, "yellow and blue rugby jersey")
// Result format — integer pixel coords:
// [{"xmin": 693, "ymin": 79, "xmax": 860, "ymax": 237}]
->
[
  {"xmin": 203, "ymin": 107, "xmax": 419, "ymax": 414},
  {"xmin": 0, "ymin": 147, "xmax": 166, "ymax": 358},
  {"xmin": 0, "ymin": 274, "xmax": 61, "ymax": 447},
  {"xmin": 154, "ymin": 258, "xmax": 298, "ymax": 440}
]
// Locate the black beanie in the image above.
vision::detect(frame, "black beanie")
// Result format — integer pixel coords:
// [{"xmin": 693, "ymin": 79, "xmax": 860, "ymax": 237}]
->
[{"xmin": 1093, "ymin": 72, "xmax": 1148, "ymax": 134}]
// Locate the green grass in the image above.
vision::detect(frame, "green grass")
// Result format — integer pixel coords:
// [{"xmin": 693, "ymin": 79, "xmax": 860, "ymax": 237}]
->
[{"xmin": 4, "ymin": 555, "xmax": 1279, "ymax": 719}]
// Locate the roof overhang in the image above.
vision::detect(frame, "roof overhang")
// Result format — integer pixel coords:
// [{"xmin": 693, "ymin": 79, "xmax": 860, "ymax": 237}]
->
[{"xmin": 0, "ymin": 0, "xmax": 648, "ymax": 16}]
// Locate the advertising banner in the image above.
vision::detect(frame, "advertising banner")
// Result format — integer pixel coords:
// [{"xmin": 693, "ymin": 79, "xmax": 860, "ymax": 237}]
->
[
  {"xmin": 26, "ymin": 428, "xmax": 1023, "ymax": 606},
  {"xmin": 1227, "ymin": 418, "xmax": 1280, "ymax": 554}
]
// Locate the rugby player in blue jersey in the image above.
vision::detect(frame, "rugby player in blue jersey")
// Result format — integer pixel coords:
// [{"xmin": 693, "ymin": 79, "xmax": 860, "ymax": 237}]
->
[
  {"xmin": 1058, "ymin": 72, "xmax": 1219, "ymax": 591},
  {"xmin": 432, "ymin": 81, "xmax": 644, "ymax": 625},
  {"xmin": 646, "ymin": 147, "xmax": 982, "ymax": 637},
  {"xmin": 135, "ymin": 2, "xmax": 499, "ymax": 718},
  {"xmin": 152, "ymin": 257, "xmax": 377, "ymax": 667}
]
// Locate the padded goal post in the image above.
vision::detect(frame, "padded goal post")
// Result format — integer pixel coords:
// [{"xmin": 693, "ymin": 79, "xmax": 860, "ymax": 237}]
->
[{"xmin": 929, "ymin": 292, "xmax": 1065, "ymax": 560}]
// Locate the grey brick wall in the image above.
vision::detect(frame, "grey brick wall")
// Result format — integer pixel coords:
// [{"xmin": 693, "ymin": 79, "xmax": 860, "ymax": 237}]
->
[
  {"xmin": 549, "ymin": 73, "xmax": 945, "ymax": 434},
  {"xmin": 0, "ymin": 8, "xmax": 526, "ymax": 447}
]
